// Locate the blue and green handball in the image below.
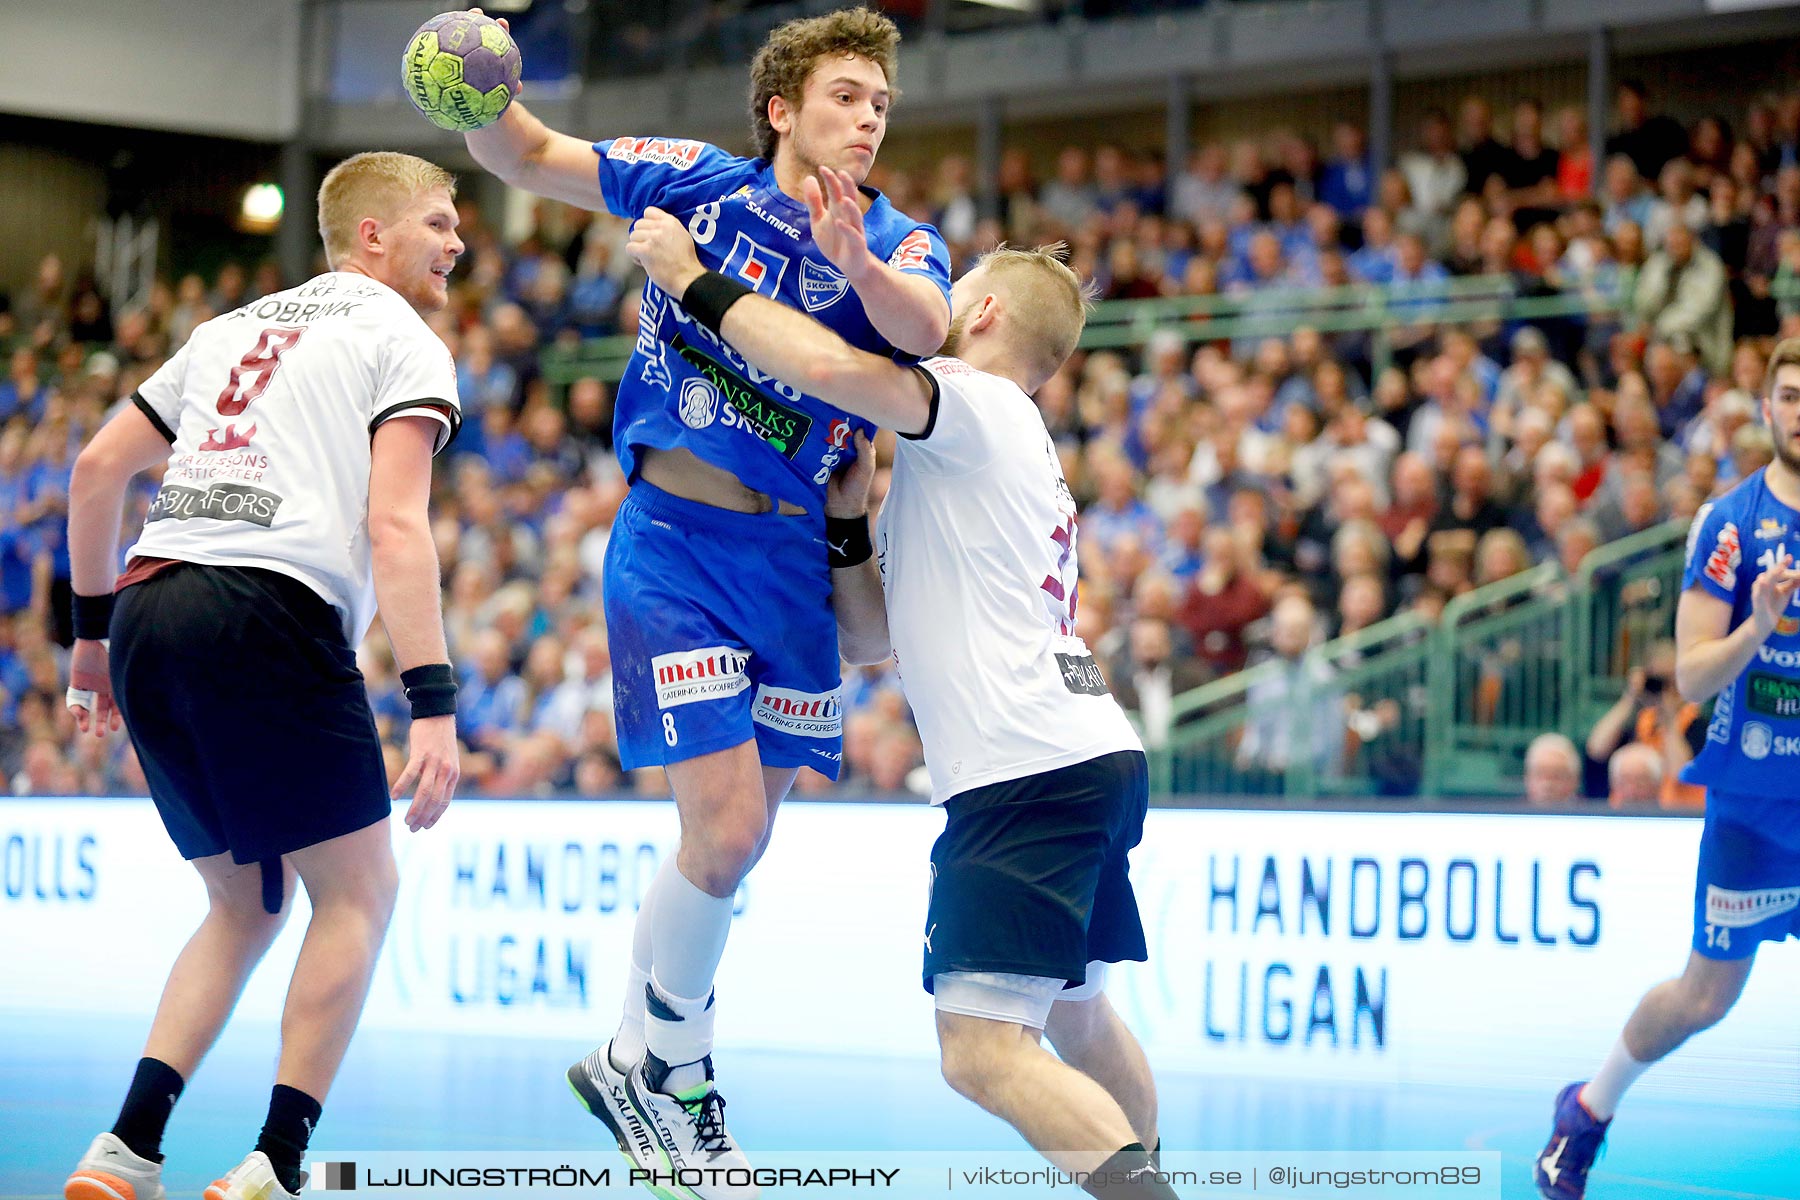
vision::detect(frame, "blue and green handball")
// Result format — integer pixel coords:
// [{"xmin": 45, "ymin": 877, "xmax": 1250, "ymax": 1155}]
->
[{"xmin": 403, "ymin": 11, "xmax": 522, "ymax": 132}]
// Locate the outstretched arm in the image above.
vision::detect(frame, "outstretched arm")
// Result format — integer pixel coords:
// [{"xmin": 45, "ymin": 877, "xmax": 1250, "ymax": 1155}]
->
[
  {"xmin": 465, "ymin": 99, "xmax": 607, "ymax": 210},
  {"xmin": 455, "ymin": 12, "xmax": 606, "ymax": 209},
  {"xmin": 627, "ymin": 208, "xmax": 934, "ymax": 435}
]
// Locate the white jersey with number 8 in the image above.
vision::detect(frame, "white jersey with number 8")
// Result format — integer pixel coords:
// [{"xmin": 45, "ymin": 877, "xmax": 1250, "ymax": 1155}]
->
[{"xmin": 127, "ymin": 272, "xmax": 460, "ymax": 642}]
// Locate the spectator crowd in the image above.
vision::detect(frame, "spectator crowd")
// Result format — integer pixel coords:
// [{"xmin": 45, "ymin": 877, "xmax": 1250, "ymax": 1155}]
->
[{"xmin": 4, "ymin": 78, "xmax": 1800, "ymax": 804}]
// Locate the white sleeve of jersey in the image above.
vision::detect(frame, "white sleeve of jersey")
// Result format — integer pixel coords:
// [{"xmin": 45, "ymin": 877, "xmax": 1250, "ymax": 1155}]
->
[
  {"xmin": 898, "ymin": 358, "xmax": 999, "ymax": 475},
  {"xmin": 370, "ymin": 325, "xmax": 462, "ymax": 455},
  {"xmin": 131, "ymin": 335, "xmax": 197, "ymax": 442}
]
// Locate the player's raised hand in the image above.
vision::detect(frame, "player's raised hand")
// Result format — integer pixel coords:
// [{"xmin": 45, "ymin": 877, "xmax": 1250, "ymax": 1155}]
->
[
  {"xmin": 1750, "ymin": 548, "xmax": 1800, "ymax": 637},
  {"xmin": 826, "ymin": 430, "xmax": 877, "ymax": 519},
  {"xmin": 393, "ymin": 714, "xmax": 460, "ymax": 832},
  {"xmin": 468, "ymin": 5, "xmax": 520, "ymax": 94},
  {"xmin": 467, "ymin": 6, "xmax": 509, "ymax": 32},
  {"xmin": 627, "ymin": 207, "xmax": 705, "ymax": 297},
  {"xmin": 805, "ymin": 167, "xmax": 874, "ymax": 279},
  {"xmin": 65, "ymin": 638, "xmax": 120, "ymax": 738}
]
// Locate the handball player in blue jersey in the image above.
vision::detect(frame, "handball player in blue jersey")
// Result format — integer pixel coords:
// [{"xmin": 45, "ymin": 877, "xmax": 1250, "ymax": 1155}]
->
[
  {"xmin": 450, "ymin": 9, "xmax": 950, "ymax": 1191},
  {"xmin": 1534, "ymin": 339, "xmax": 1800, "ymax": 1200}
]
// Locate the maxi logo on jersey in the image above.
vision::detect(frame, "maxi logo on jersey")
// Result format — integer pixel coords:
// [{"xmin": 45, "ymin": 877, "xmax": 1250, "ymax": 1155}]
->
[
  {"xmin": 605, "ymin": 137, "xmax": 704, "ymax": 169},
  {"xmin": 723, "ymin": 233, "xmax": 791, "ymax": 298},
  {"xmin": 671, "ymin": 333, "xmax": 813, "ymax": 458}
]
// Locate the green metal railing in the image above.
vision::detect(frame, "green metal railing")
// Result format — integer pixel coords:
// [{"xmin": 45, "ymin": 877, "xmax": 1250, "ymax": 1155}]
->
[
  {"xmin": 1158, "ymin": 610, "xmax": 1434, "ymax": 799},
  {"xmin": 1158, "ymin": 520, "xmax": 1691, "ymax": 800},
  {"xmin": 535, "ymin": 273, "xmax": 1624, "ymax": 398},
  {"xmin": 1152, "ymin": 660, "xmax": 1279, "ymax": 798},
  {"xmin": 1314, "ymin": 612, "xmax": 1435, "ymax": 797},
  {"xmin": 541, "ymin": 333, "xmax": 637, "ymax": 391},
  {"xmin": 1424, "ymin": 562, "xmax": 1569, "ymax": 797},
  {"xmin": 1568, "ymin": 521, "xmax": 1691, "ymax": 737}
]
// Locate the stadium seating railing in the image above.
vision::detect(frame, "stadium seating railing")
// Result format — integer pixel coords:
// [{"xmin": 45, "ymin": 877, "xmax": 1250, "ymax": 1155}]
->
[
  {"xmin": 1567, "ymin": 520, "xmax": 1693, "ymax": 734},
  {"xmin": 1080, "ymin": 274, "xmax": 1618, "ymax": 376},
  {"xmin": 1157, "ymin": 519, "xmax": 1691, "ymax": 800},
  {"xmin": 537, "ymin": 273, "xmax": 1624, "ymax": 396},
  {"xmin": 1424, "ymin": 561, "xmax": 1571, "ymax": 796}
]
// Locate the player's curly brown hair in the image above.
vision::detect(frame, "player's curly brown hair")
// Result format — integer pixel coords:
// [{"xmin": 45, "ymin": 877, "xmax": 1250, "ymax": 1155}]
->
[{"xmin": 748, "ymin": 7, "xmax": 901, "ymax": 162}]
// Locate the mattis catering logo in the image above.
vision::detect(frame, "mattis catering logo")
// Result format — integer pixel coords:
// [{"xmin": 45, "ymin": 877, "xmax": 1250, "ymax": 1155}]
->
[{"xmin": 652, "ymin": 646, "xmax": 751, "ymax": 708}]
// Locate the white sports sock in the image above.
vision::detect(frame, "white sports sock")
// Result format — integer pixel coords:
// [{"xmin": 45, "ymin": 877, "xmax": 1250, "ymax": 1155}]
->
[
  {"xmin": 647, "ymin": 861, "xmax": 734, "ymax": 1003},
  {"xmin": 640, "ymin": 860, "xmax": 733, "ymax": 1089},
  {"xmin": 610, "ymin": 963, "xmax": 651, "ymax": 1071},
  {"xmin": 1580, "ymin": 1038, "xmax": 1651, "ymax": 1120},
  {"xmin": 645, "ymin": 977, "xmax": 716, "ymax": 1093},
  {"xmin": 609, "ymin": 856, "xmax": 671, "ymax": 1070}
]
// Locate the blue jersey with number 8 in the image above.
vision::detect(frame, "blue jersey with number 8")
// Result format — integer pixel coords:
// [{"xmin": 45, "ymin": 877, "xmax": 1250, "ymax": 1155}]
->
[{"xmin": 594, "ymin": 136, "xmax": 951, "ymax": 517}]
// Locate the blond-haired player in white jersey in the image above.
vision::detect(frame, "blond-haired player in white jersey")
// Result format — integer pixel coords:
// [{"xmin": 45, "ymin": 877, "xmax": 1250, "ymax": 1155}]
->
[
  {"xmin": 627, "ymin": 170, "xmax": 1178, "ymax": 1199},
  {"xmin": 60, "ymin": 152, "xmax": 463, "ymax": 1200}
]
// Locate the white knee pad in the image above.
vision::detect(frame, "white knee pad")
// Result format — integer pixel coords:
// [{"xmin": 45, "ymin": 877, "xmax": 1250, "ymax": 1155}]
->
[
  {"xmin": 1057, "ymin": 960, "xmax": 1109, "ymax": 1003},
  {"xmin": 933, "ymin": 971, "xmax": 1066, "ymax": 1031}
]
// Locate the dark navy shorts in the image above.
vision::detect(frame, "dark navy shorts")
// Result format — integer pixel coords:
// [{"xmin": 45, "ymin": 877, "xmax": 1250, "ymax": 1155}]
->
[
  {"xmin": 110, "ymin": 562, "xmax": 390, "ymax": 865},
  {"xmin": 1692, "ymin": 793, "xmax": 1800, "ymax": 960},
  {"xmin": 923, "ymin": 750, "xmax": 1150, "ymax": 992},
  {"xmin": 603, "ymin": 482, "xmax": 844, "ymax": 777}
]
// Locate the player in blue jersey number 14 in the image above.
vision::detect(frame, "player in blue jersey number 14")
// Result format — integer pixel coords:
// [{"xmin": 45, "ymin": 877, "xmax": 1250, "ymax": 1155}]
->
[
  {"xmin": 437, "ymin": 10, "xmax": 951, "ymax": 1198},
  {"xmin": 1535, "ymin": 340, "xmax": 1800, "ymax": 1200}
]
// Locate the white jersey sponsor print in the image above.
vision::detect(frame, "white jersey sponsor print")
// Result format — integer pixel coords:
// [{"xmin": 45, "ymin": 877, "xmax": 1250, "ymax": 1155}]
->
[
  {"xmin": 876, "ymin": 358, "xmax": 1141, "ymax": 804},
  {"xmin": 128, "ymin": 272, "xmax": 460, "ymax": 642}
]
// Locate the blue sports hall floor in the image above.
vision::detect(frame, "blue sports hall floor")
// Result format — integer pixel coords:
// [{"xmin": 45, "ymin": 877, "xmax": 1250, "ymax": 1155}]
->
[{"xmin": 2, "ymin": 1012, "xmax": 1795, "ymax": 1200}]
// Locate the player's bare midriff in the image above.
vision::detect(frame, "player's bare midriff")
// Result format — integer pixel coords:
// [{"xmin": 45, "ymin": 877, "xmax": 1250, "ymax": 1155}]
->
[{"xmin": 638, "ymin": 445, "xmax": 807, "ymax": 516}]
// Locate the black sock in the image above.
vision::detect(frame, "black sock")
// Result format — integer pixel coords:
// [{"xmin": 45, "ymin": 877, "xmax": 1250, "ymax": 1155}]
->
[
  {"xmin": 1150, "ymin": 1138, "xmax": 1162, "ymax": 1170},
  {"xmin": 253, "ymin": 1084, "xmax": 321, "ymax": 1195},
  {"xmin": 111, "ymin": 1057, "xmax": 185, "ymax": 1163},
  {"xmin": 1086, "ymin": 1142, "xmax": 1179, "ymax": 1199}
]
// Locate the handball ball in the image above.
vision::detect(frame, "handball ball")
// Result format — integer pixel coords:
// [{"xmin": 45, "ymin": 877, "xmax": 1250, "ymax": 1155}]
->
[{"xmin": 403, "ymin": 11, "xmax": 521, "ymax": 132}]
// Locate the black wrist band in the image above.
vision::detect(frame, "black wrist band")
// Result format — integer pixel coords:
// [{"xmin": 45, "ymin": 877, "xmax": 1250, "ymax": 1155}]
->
[
  {"xmin": 682, "ymin": 270, "xmax": 753, "ymax": 336},
  {"xmin": 72, "ymin": 592, "xmax": 115, "ymax": 641},
  {"xmin": 826, "ymin": 514, "xmax": 874, "ymax": 568},
  {"xmin": 401, "ymin": 663, "xmax": 459, "ymax": 720}
]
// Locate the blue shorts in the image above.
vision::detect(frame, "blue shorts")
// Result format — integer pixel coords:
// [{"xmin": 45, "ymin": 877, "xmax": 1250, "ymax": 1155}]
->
[
  {"xmin": 603, "ymin": 482, "xmax": 843, "ymax": 778},
  {"xmin": 1692, "ymin": 793, "xmax": 1800, "ymax": 960}
]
